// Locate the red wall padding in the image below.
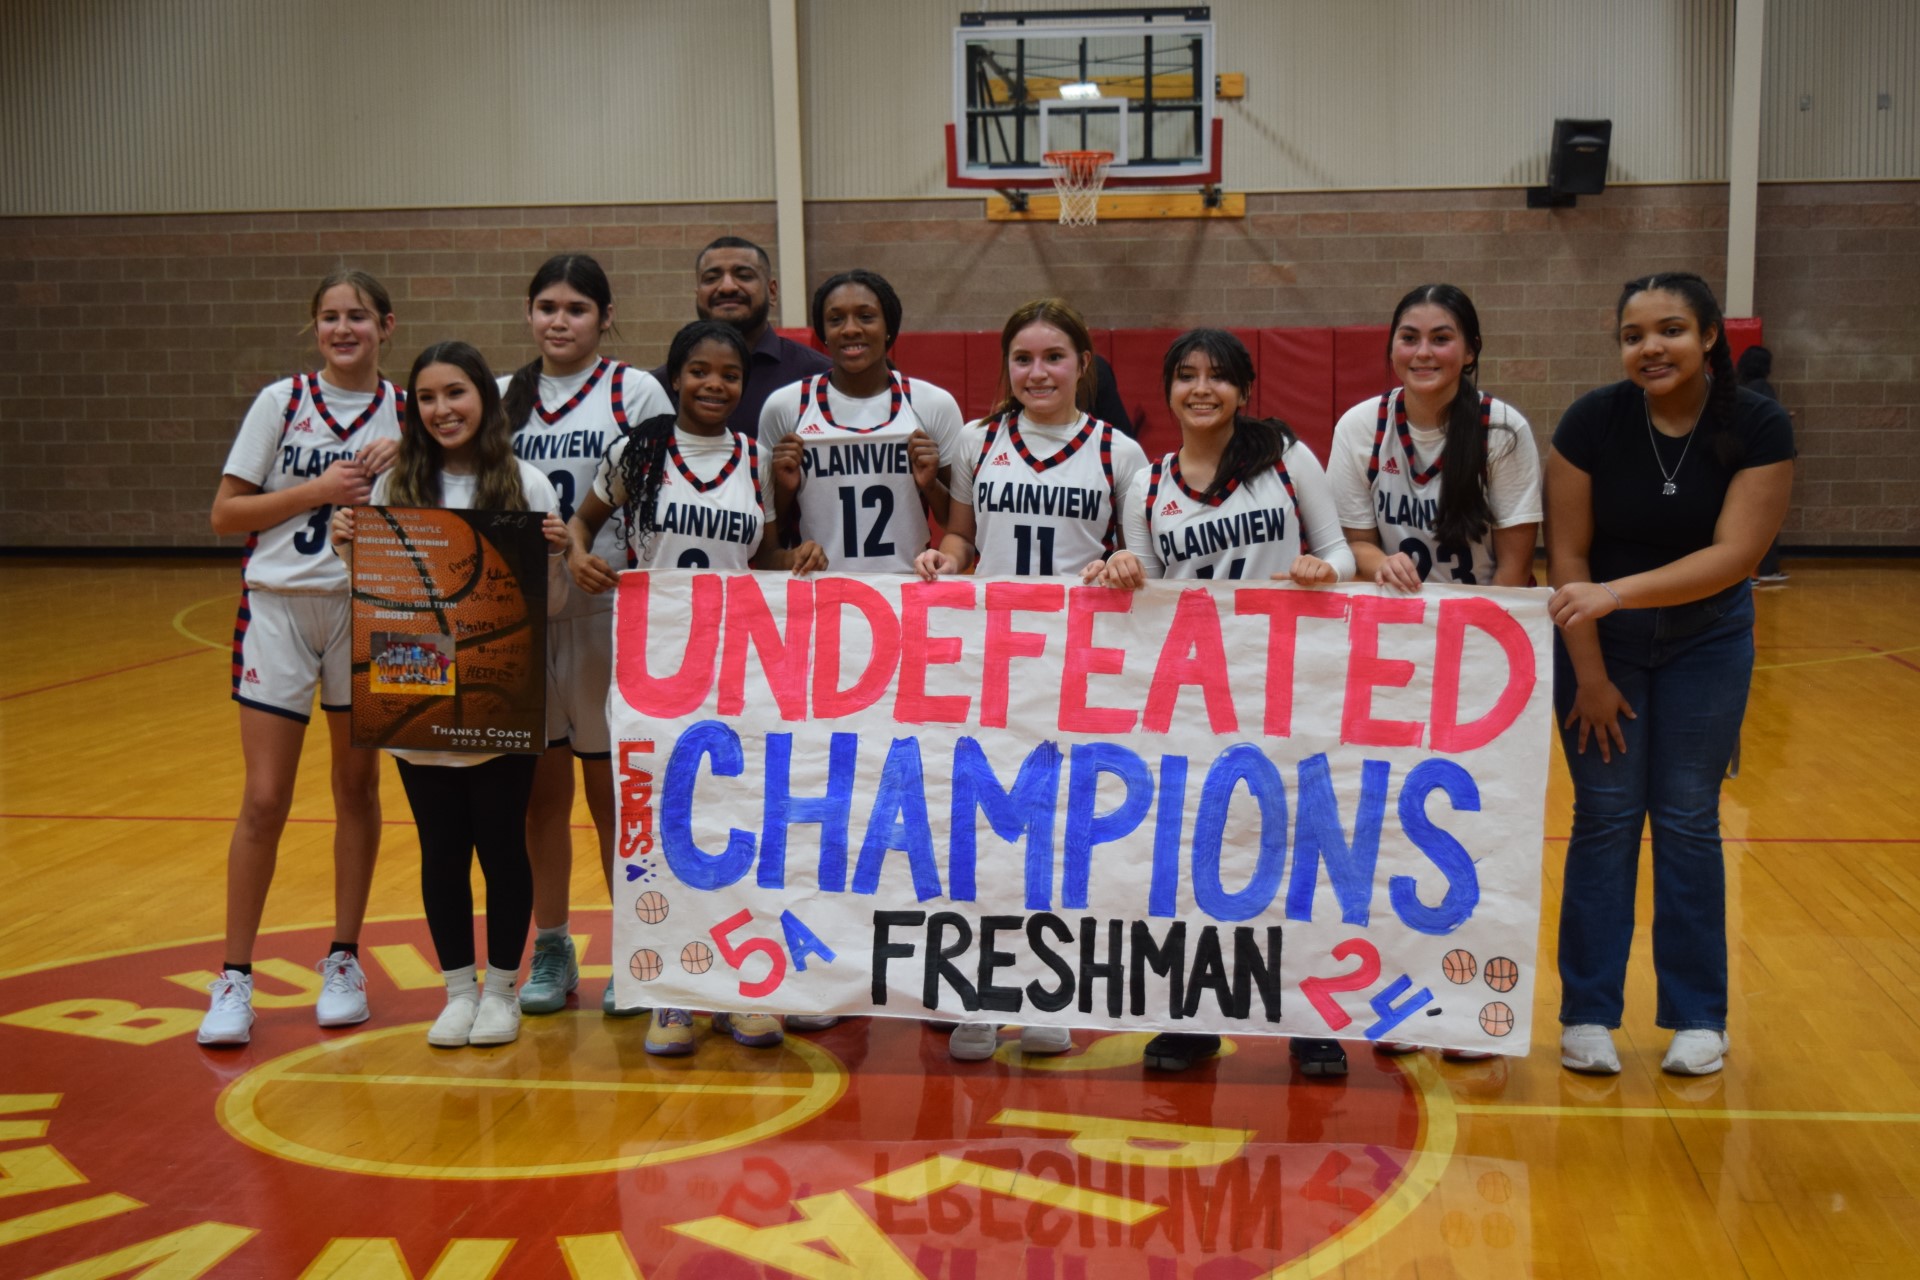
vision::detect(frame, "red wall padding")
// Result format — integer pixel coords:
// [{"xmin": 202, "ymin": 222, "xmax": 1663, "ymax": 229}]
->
[
  {"xmin": 1723, "ymin": 317, "xmax": 1764, "ymax": 367},
  {"xmin": 1331, "ymin": 326, "xmax": 1395, "ymax": 430},
  {"xmin": 1257, "ymin": 327, "xmax": 1338, "ymax": 462}
]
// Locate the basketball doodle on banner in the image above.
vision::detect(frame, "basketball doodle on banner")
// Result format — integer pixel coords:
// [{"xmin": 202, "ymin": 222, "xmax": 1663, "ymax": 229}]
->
[
  {"xmin": 348, "ymin": 506, "xmax": 548, "ymax": 753},
  {"xmin": 609, "ymin": 572, "xmax": 1552, "ymax": 1053}
]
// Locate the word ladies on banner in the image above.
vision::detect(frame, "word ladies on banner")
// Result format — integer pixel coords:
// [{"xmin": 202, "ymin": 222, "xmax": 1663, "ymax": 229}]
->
[
  {"xmin": 349, "ymin": 506, "xmax": 547, "ymax": 754},
  {"xmin": 609, "ymin": 572, "xmax": 1551, "ymax": 1054}
]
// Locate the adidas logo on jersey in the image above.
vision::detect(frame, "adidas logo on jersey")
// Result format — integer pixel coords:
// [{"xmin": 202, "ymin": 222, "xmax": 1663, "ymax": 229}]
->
[
  {"xmin": 291, "ymin": 416, "xmax": 314, "ymax": 435},
  {"xmin": 243, "ymin": 668, "xmax": 261, "ymax": 684},
  {"xmin": 990, "ymin": 453, "xmax": 1012, "ymax": 466},
  {"xmin": 1383, "ymin": 456, "xmax": 1400, "ymax": 474},
  {"xmin": 800, "ymin": 424, "xmax": 824, "ymax": 435},
  {"xmin": 1160, "ymin": 499, "xmax": 1182, "ymax": 516}
]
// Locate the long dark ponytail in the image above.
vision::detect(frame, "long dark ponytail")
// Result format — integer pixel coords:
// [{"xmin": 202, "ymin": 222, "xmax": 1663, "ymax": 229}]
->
[
  {"xmin": 1161, "ymin": 328, "xmax": 1296, "ymax": 501},
  {"xmin": 613, "ymin": 320, "xmax": 751, "ymax": 559},
  {"xmin": 1388, "ymin": 283, "xmax": 1508, "ymax": 547},
  {"xmin": 1617, "ymin": 271, "xmax": 1742, "ymax": 466},
  {"xmin": 504, "ymin": 253, "xmax": 615, "ymax": 430}
]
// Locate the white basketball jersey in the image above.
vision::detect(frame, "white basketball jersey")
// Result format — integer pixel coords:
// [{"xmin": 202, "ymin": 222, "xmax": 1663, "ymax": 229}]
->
[
  {"xmin": 1140, "ymin": 452, "xmax": 1308, "ymax": 581},
  {"xmin": 508, "ymin": 358, "xmax": 668, "ymax": 616},
  {"xmin": 229, "ymin": 373, "xmax": 406, "ymax": 593},
  {"xmin": 970, "ymin": 413, "xmax": 1124, "ymax": 576},
  {"xmin": 788, "ymin": 372, "xmax": 935, "ymax": 574},
  {"xmin": 1363, "ymin": 389, "xmax": 1494, "ymax": 585},
  {"xmin": 594, "ymin": 430, "xmax": 765, "ymax": 573}
]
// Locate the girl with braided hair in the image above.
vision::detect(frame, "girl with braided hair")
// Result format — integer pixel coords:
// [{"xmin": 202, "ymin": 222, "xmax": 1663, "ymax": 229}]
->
[
  {"xmin": 1545, "ymin": 272, "xmax": 1793, "ymax": 1077},
  {"xmin": 565, "ymin": 318, "xmax": 825, "ymax": 1057}
]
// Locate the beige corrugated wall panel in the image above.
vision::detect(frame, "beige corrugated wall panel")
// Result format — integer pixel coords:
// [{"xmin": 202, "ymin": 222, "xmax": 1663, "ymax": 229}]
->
[
  {"xmin": 0, "ymin": 0, "xmax": 774, "ymax": 215},
  {"xmin": 805, "ymin": 0, "xmax": 1736, "ymax": 198},
  {"xmin": 1762, "ymin": 0, "xmax": 1918, "ymax": 179}
]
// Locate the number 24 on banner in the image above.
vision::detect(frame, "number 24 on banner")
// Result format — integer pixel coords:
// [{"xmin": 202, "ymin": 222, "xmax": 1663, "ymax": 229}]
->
[
  {"xmin": 1301, "ymin": 938, "xmax": 1434, "ymax": 1039},
  {"xmin": 708, "ymin": 909, "xmax": 838, "ymax": 998}
]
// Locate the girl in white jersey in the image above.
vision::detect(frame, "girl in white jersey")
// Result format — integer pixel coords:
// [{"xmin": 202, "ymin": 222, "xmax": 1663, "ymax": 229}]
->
[
  {"xmin": 914, "ymin": 298, "xmax": 1150, "ymax": 1062},
  {"xmin": 199, "ymin": 270, "xmax": 404, "ymax": 1047},
  {"xmin": 758, "ymin": 269, "xmax": 964, "ymax": 576},
  {"xmin": 1094, "ymin": 329, "xmax": 1354, "ymax": 1077},
  {"xmin": 568, "ymin": 320, "xmax": 826, "ymax": 1057},
  {"xmin": 1325, "ymin": 284, "xmax": 1541, "ymax": 594},
  {"xmin": 331, "ymin": 341, "xmax": 571, "ymax": 1049},
  {"xmin": 500, "ymin": 254, "xmax": 672, "ymax": 1020},
  {"xmin": 757, "ymin": 268, "xmax": 963, "ymax": 1035},
  {"xmin": 1324, "ymin": 285, "xmax": 1541, "ymax": 1063}
]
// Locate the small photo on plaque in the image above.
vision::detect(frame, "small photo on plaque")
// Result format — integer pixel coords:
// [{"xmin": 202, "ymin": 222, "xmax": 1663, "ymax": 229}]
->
[{"xmin": 369, "ymin": 631, "xmax": 457, "ymax": 696}]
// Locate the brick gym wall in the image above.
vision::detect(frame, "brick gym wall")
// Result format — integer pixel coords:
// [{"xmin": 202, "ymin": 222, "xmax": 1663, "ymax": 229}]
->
[{"xmin": 0, "ymin": 182, "xmax": 1913, "ymax": 549}]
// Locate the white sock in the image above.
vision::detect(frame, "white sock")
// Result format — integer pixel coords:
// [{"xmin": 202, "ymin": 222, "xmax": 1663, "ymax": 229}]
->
[
  {"xmin": 483, "ymin": 966, "xmax": 520, "ymax": 999},
  {"xmin": 443, "ymin": 965, "xmax": 478, "ymax": 1001},
  {"xmin": 536, "ymin": 922, "xmax": 569, "ymax": 944}
]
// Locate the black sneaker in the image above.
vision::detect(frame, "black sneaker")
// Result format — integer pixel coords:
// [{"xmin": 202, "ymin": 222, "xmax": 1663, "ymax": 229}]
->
[
  {"xmin": 1290, "ymin": 1037, "xmax": 1349, "ymax": 1077},
  {"xmin": 1143, "ymin": 1032, "xmax": 1222, "ymax": 1071}
]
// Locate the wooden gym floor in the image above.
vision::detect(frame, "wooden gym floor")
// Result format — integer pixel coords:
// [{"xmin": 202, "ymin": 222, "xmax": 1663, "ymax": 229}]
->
[{"xmin": 1, "ymin": 557, "xmax": 1917, "ymax": 1278}]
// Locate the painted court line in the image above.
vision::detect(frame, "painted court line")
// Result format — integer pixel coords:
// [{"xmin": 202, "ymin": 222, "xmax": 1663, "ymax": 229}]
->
[
  {"xmin": 1459, "ymin": 1103, "xmax": 1920, "ymax": 1123},
  {"xmin": 7, "ymin": 811, "xmax": 1914, "ymax": 844},
  {"xmin": 1754, "ymin": 642, "xmax": 1920, "ymax": 672},
  {"xmin": 0, "ymin": 812, "xmax": 598, "ymax": 831},
  {"xmin": 0, "ymin": 648, "xmax": 209, "ymax": 701},
  {"xmin": 172, "ymin": 593, "xmax": 236, "ymax": 651},
  {"xmin": 277, "ymin": 1071, "xmax": 815, "ymax": 1098}
]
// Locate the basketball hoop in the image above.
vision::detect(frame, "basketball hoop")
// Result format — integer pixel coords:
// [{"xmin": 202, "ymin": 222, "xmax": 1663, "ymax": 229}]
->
[{"xmin": 1042, "ymin": 150, "xmax": 1113, "ymax": 226}]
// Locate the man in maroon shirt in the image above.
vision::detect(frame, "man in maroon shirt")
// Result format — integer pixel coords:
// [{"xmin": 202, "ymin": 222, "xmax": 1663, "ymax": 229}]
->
[{"xmin": 652, "ymin": 236, "xmax": 830, "ymax": 437}]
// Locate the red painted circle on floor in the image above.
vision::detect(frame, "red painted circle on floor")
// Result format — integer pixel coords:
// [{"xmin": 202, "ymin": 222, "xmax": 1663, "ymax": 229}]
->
[{"xmin": 0, "ymin": 913, "xmax": 1430, "ymax": 1277}]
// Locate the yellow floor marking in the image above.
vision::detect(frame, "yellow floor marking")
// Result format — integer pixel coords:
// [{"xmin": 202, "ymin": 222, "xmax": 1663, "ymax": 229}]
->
[
  {"xmin": 0, "ymin": 1193, "xmax": 143, "ymax": 1246},
  {"xmin": 863, "ymin": 1154, "xmax": 1163, "ymax": 1224},
  {"xmin": 1258, "ymin": 1052, "xmax": 1459, "ymax": 1280},
  {"xmin": 218, "ymin": 1020, "xmax": 847, "ymax": 1179},
  {"xmin": 273, "ymin": 1070, "xmax": 815, "ymax": 1098},
  {"xmin": 1754, "ymin": 643, "xmax": 1920, "ymax": 671},
  {"xmin": 171, "ymin": 594, "xmax": 235, "ymax": 651},
  {"xmin": 1459, "ymin": 1103, "xmax": 1920, "ymax": 1122}
]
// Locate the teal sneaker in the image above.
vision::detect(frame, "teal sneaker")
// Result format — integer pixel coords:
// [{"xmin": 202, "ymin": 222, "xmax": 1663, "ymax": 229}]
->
[
  {"xmin": 602, "ymin": 980, "xmax": 646, "ymax": 1018},
  {"xmin": 517, "ymin": 934, "xmax": 577, "ymax": 1014}
]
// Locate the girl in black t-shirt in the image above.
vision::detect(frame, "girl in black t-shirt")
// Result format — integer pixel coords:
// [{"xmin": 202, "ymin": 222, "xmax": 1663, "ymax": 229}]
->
[{"xmin": 1544, "ymin": 273, "xmax": 1793, "ymax": 1078}]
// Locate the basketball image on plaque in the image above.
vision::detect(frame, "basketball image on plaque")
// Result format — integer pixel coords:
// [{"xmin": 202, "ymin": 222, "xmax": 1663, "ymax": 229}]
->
[{"xmin": 348, "ymin": 506, "xmax": 547, "ymax": 752}]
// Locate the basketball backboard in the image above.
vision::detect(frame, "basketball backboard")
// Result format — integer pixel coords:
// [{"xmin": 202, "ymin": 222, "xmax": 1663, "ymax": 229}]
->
[{"xmin": 947, "ymin": 7, "xmax": 1219, "ymax": 193}]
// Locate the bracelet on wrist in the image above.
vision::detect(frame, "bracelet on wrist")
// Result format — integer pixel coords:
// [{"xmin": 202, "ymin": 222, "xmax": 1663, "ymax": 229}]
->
[{"xmin": 1599, "ymin": 582, "xmax": 1623, "ymax": 608}]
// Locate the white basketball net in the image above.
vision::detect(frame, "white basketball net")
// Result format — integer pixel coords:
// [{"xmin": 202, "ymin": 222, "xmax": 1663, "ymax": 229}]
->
[{"xmin": 1043, "ymin": 151, "xmax": 1113, "ymax": 226}]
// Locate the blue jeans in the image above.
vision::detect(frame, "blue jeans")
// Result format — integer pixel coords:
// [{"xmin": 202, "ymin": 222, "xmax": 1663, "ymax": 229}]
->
[{"xmin": 1552, "ymin": 584, "xmax": 1754, "ymax": 1032}]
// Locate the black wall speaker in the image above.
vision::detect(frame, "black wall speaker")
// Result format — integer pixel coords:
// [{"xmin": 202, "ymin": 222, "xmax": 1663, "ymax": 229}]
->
[{"xmin": 1528, "ymin": 119, "xmax": 1612, "ymax": 208}]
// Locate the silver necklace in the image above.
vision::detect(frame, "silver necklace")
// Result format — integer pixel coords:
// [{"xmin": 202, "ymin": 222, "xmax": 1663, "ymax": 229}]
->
[{"xmin": 1643, "ymin": 391, "xmax": 1697, "ymax": 496}]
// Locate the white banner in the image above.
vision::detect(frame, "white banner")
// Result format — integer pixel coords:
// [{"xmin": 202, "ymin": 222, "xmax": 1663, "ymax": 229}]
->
[{"xmin": 609, "ymin": 572, "xmax": 1551, "ymax": 1054}]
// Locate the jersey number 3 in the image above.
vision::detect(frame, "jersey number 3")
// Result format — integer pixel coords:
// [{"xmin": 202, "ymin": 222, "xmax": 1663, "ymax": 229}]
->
[
  {"xmin": 1398, "ymin": 537, "xmax": 1476, "ymax": 584},
  {"xmin": 292, "ymin": 505, "xmax": 331, "ymax": 556}
]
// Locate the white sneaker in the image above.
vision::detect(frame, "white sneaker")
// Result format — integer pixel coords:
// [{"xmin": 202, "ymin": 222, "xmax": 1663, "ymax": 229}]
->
[
  {"xmin": 1662, "ymin": 1029, "xmax": 1729, "ymax": 1076},
  {"xmin": 198, "ymin": 970, "xmax": 255, "ymax": 1046},
  {"xmin": 1560, "ymin": 1024, "xmax": 1620, "ymax": 1074},
  {"xmin": 428, "ymin": 993, "xmax": 478, "ymax": 1047},
  {"xmin": 1018, "ymin": 1024, "xmax": 1073, "ymax": 1055},
  {"xmin": 469, "ymin": 989, "xmax": 522, "ymax": 1046},
  {"xmin": 949, "ymin": 1021, "xmax": 1001, "ymax": 1061},
  {"xmin": 784, "ymin": 1013, "xmax": 840, "ymax": 1032},
  {"xmin": 315, "ymin": 951, "xmax": 370, "ymax": 1027}
]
